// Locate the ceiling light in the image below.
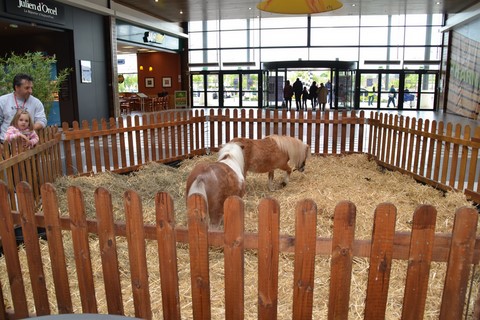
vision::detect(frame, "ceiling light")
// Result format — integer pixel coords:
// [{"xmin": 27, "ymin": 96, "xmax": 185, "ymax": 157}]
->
[
  {"xmin": 180, "ymin": 10, "xmax": 183, "ymax": 14},
  {"xmin": 257, "ymin": 0, "xmax": 343, "ymax": 14}
]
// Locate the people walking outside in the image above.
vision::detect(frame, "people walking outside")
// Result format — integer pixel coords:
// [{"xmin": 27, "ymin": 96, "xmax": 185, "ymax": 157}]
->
[
  {"xmin": 283, "ymin": 80, "xmax": 293, "ymax": 111},
  {"xmin": 292, "ymin": 78, "xmax": 303, "ymax": 111},
  {"xmin": 368, "ymin": 86, "xmax": 376, "ymax": 106},
  {"xmin": 302, "ymin": 86, "xmax": 309, "ymax": 110},
  {"xmin": 317, "ymin": 82, "xmax": 328, "ymax": 111},
  {"xmin": 387, "ymin": 85, "xmax": 396, "ymax": 108},
  {"xmin": 309, "ymin": 81, "xmax": 318, "ymax": 110}
]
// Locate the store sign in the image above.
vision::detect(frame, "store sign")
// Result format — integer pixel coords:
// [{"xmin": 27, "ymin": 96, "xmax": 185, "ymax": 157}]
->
[{"xmin": 6, "ymin": 0, "xmax": 65, "ymax": 25}]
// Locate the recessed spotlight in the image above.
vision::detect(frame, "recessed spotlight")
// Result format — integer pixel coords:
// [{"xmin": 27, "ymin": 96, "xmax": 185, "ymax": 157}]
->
[
  {"xmin": 436, "ymin": 1, "xmax": 441, "ymax": 4},
  {"xmin": 180, "ymin": 10, "xmax": 183, "ymax": 14},
  {"xmin": 249, "ymin": 7, "xmax": 252, "ymax": 10},
  {"xmin": 352, "ymin": 3, "xmax": 356, "ymax": 6}
]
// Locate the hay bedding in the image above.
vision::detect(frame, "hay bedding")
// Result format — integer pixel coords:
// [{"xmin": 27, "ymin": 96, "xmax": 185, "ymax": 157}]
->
[{"xmin": 1, "ymin": 154, "xmax": 478, "ymax": 319}]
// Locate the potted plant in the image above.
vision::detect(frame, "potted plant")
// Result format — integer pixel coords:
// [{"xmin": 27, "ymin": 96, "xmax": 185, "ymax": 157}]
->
[{"xmin": 0, "ymin": 52, "xmax": 71, "ymax": 120}]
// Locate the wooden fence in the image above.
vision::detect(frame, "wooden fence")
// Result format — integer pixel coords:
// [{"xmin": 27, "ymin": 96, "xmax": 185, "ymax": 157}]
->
[
  {"xmin": 0, "ymin": 181, "xmax": 479, "ymax": 319},
  {"xmin": 1, "ymin": 109, "xmax": 479, "ymax": 211}
]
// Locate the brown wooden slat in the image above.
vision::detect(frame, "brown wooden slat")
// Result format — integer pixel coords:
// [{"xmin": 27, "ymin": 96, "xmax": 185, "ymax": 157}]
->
[
  {"xmin": 348, "ymin": 111, "xmax": 355, "ymax": 153},
  {"xmin": 307, "ymin": 110, "xmax": 313, "ymax": 150},
  {"xmin": 314, "ymin": 111, "xmax": 320, "ymax": 154},
  {"xmin": 401, "ymin": 205, "xmax": 436, "ymax": 320},
  {"xmin": 127, "ymin": 116, "xmax": 137, "ymax": 166},
  {"xmin": 406, "ymin": 117, "xmax": 416, "ymax": 172},
  {"xmin": 292, "ymin": 199, "xmax": 317, "ymax": 320},
  {"xmin": 357, "ymin": 111, "xmax": 365, "ymax": 153},
  {"xmin": 332, "ymin": 111, "xmax": 338, "ymax": 154},
  {"xmin": 101, "ymin": 119, "xmax": 112, "ymax": 171},
  {"xmin": 257, "ymin": 198, "xmax": 280, "ymax": 320},
  {"xmin": 62, "ymin": 122, "xmax": 74, "ymax": 175},
  {"xmin": 41, "ymin": 183, "xmax": 73, "ymax": 313},
  {"xmin": 299, "ymin": 111, "xmax": 305, "ymax": 142},
  {"xmin": 141, "ymin": 115, "xmax": 150, "ymax": 163},
  {"xmin": 418, "ymin": 119, "xmax": 429, "ymax": 177},
  {"xmin": 118, "ymin": 117, "xmax": 128, "ymax": 167},
  {"xmin": 92, "ymin": 120, "xmax": 102, "ymax": 173},
  {"xmin": 72, "ymin": 122, "xmax": 83, "ymax": 173},
  {"xmin": 467, "ymin": 126, "xmax": 480, "ymax": 192},
  {"xmin": 134, "ymin": 117, "xmax": 142, "ymax": 165},
  {"xmin": 110, "ymin": 118, "xmax": 120, "ymax": 169},
  {"xmin": 155, "ymin": 192, "xmax": 181, "ymax": 320},
  {"xmin": 124, "ymin": 190, "xmax": 152, "ymax": 319},
  {"xmin": 176, "ymin": 113, "xmax": 183, "ymax": 157},
  {"xmin": 247, "ymin": 109, "xmax": 254, "ymax": 139},
  {"xmin": 209, "ymin": 109, "xmax": 216, "ymax": 151},
  {"xmin": 457, "ymin": 125, "xmax": 470, "ymax": 190},
  {"xmin": 323, "ymin": 111, "xmax": 330, "ymax": 154},
  {"xmin": 187, "ymin": 194, "xmax": 211, "ymax": 320},
  {"xmin": 255, "ymin": 109, "xmax": 261, "ymax": 140},
  {"xmin": 379, "ymin": 113, "xmax": 387, "ymax": 162},
  {"xmin": 413, "ymin": 118, "xmax": 423, "ymax": 174},
  {"xmin": 16, "ymin": 182, "xmax": 50, "ymax": 316},
  {"xmin": 240, "ymin": 109, "xmax": 247, "ymax": 138},
  {"xmin": 224, "ymin": 196, "xmax": 245, "ymax": 320},
  {"xmin": 225, "ymin": 109, "xmax": 231, "ymax": 142},
  {"xmin": 448, "ymin": 124, "xmax": 462, "ymax": 188},
  {"xmin": 182, "ymin": 112, "xmax": 189, "ymax": 157},
  {"xmin": 233, "ymin": 109, "xmax": 239, "ymax": 138},
  {"xmin": 67, "ymin": 186, "xmax": 98, "ymax": 313},
  {"xmin": 163, "ymin": 113, "xmax": 171, "ymax": 160},
  {"xmin": 0, "ymin": 181, "xmax": 29, "ymax": 318},
  {"xmin": 394, "ymin": 116, "xmax": 405, "ymax": 167},
  {"xmin": 384, "ymin": 114, "xmax": 393, "ymax": 163},
  {"xmin": 439, "ymin": 207, "xmax": 478, "ymax": 320},
  {"xmin": 425, "ymin": 120, "xmax": 437, "ymax": 179},
  {"xmin": 433, "ymin": 121, "xmax": 444, "ymax": 182},
  {"xmin": 328, "ymin": 201, "xmax": 356, "ymax": 320},
  {"xmin": 364, "ymin": 203, "xmax": 396, "ymax": 320},
  {"xmin": 401, "ymin": 116, "xmax": 410, "ymax": 170},
  {"xmin": 82, "ymin": 120, "xmax": 93, "ymax": 174},
  {"xmin": 94, "ymin": 187, "xmax": 124, "ymax": 315},
  {"xmin": 440, "ymin": 122, "xmax": 452, "ymax": 185}
]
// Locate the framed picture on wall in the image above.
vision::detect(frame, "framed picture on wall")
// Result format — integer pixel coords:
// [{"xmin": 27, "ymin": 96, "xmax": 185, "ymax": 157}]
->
[
  {"xmin": 162, "ymin": 77, "xmax": 172, "ymax": 88},
  {"xmin": 145, "ymin": 77, "xmax": 155, "ymax": 88}
]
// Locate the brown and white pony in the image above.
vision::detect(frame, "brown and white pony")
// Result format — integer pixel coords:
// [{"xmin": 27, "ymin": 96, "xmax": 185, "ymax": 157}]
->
[
  {"xmin": 231, "ymin": 135, "xmax": 310, "ymax": 191},
  {"xmin": 186, "ymin": 141, "xmax": 245, "ymax": 226}
]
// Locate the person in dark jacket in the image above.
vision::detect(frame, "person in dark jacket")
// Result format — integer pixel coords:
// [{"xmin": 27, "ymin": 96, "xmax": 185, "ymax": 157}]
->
[
  {"xmin": 283, "ymin": 80, "xmax": 294, "ymax": 111},
  {"xmin": 309, "ymin": 81, "xmax": 318, "ymax": 110},
  {"xmin": 292, "ymin": 78, "xmax": 303, "ymax": 111}
]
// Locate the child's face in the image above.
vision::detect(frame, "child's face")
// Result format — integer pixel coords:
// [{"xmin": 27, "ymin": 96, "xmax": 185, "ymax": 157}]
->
[{"xmin": 17, "ymin": 114, "xmax": 30, "ymax": 130}]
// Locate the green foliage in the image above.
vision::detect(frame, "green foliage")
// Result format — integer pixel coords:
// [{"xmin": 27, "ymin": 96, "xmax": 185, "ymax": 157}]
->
[{"xmin": 0, "ymin": 52, "xmax": 72, "ymax": 117}]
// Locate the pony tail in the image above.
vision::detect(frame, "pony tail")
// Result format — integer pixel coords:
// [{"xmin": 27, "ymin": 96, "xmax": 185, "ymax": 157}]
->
[{"xmin": 188, "ymin": 177, "xmax": 207, "ymax": 201}]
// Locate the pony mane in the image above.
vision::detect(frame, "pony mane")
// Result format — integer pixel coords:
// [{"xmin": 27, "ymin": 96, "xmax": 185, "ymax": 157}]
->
[
  {"xmin": 218, "ymin": 142, "xmax": 245, "ymax": 177},
  {"xmin": 267, "ymin": 135, "xmax": 309, "ymax": 169}
]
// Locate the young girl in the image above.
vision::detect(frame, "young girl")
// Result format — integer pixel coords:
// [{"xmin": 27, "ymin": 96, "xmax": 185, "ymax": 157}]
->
[
  {"xmin": 302, "ymin": 86, "xmax": 309, "ymax": 110},
  {"xmin": 4, "ymin": 110, "xmax": 39, "ymax": 148}
]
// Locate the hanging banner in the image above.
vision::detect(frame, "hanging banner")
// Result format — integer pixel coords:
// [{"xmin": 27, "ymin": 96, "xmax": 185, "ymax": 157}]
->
[{"xmin": 448, "ymin": 31, "xmax": 480, "ymax": 120}]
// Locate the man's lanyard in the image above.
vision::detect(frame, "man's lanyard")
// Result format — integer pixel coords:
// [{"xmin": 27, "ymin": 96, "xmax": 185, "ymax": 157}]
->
[{"xmin": 14, "ymin": 95, "xmax": 27, "ymax": 110}]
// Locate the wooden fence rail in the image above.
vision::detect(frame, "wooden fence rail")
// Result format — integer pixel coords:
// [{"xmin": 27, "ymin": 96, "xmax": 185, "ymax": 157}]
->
[
  {"xmin": 0, "ymin": 109, "xmax": 478, "ymax": 212},
  {"xmin": 0, "ymin": 181, "xmax": 479, "ymax": 319}
]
